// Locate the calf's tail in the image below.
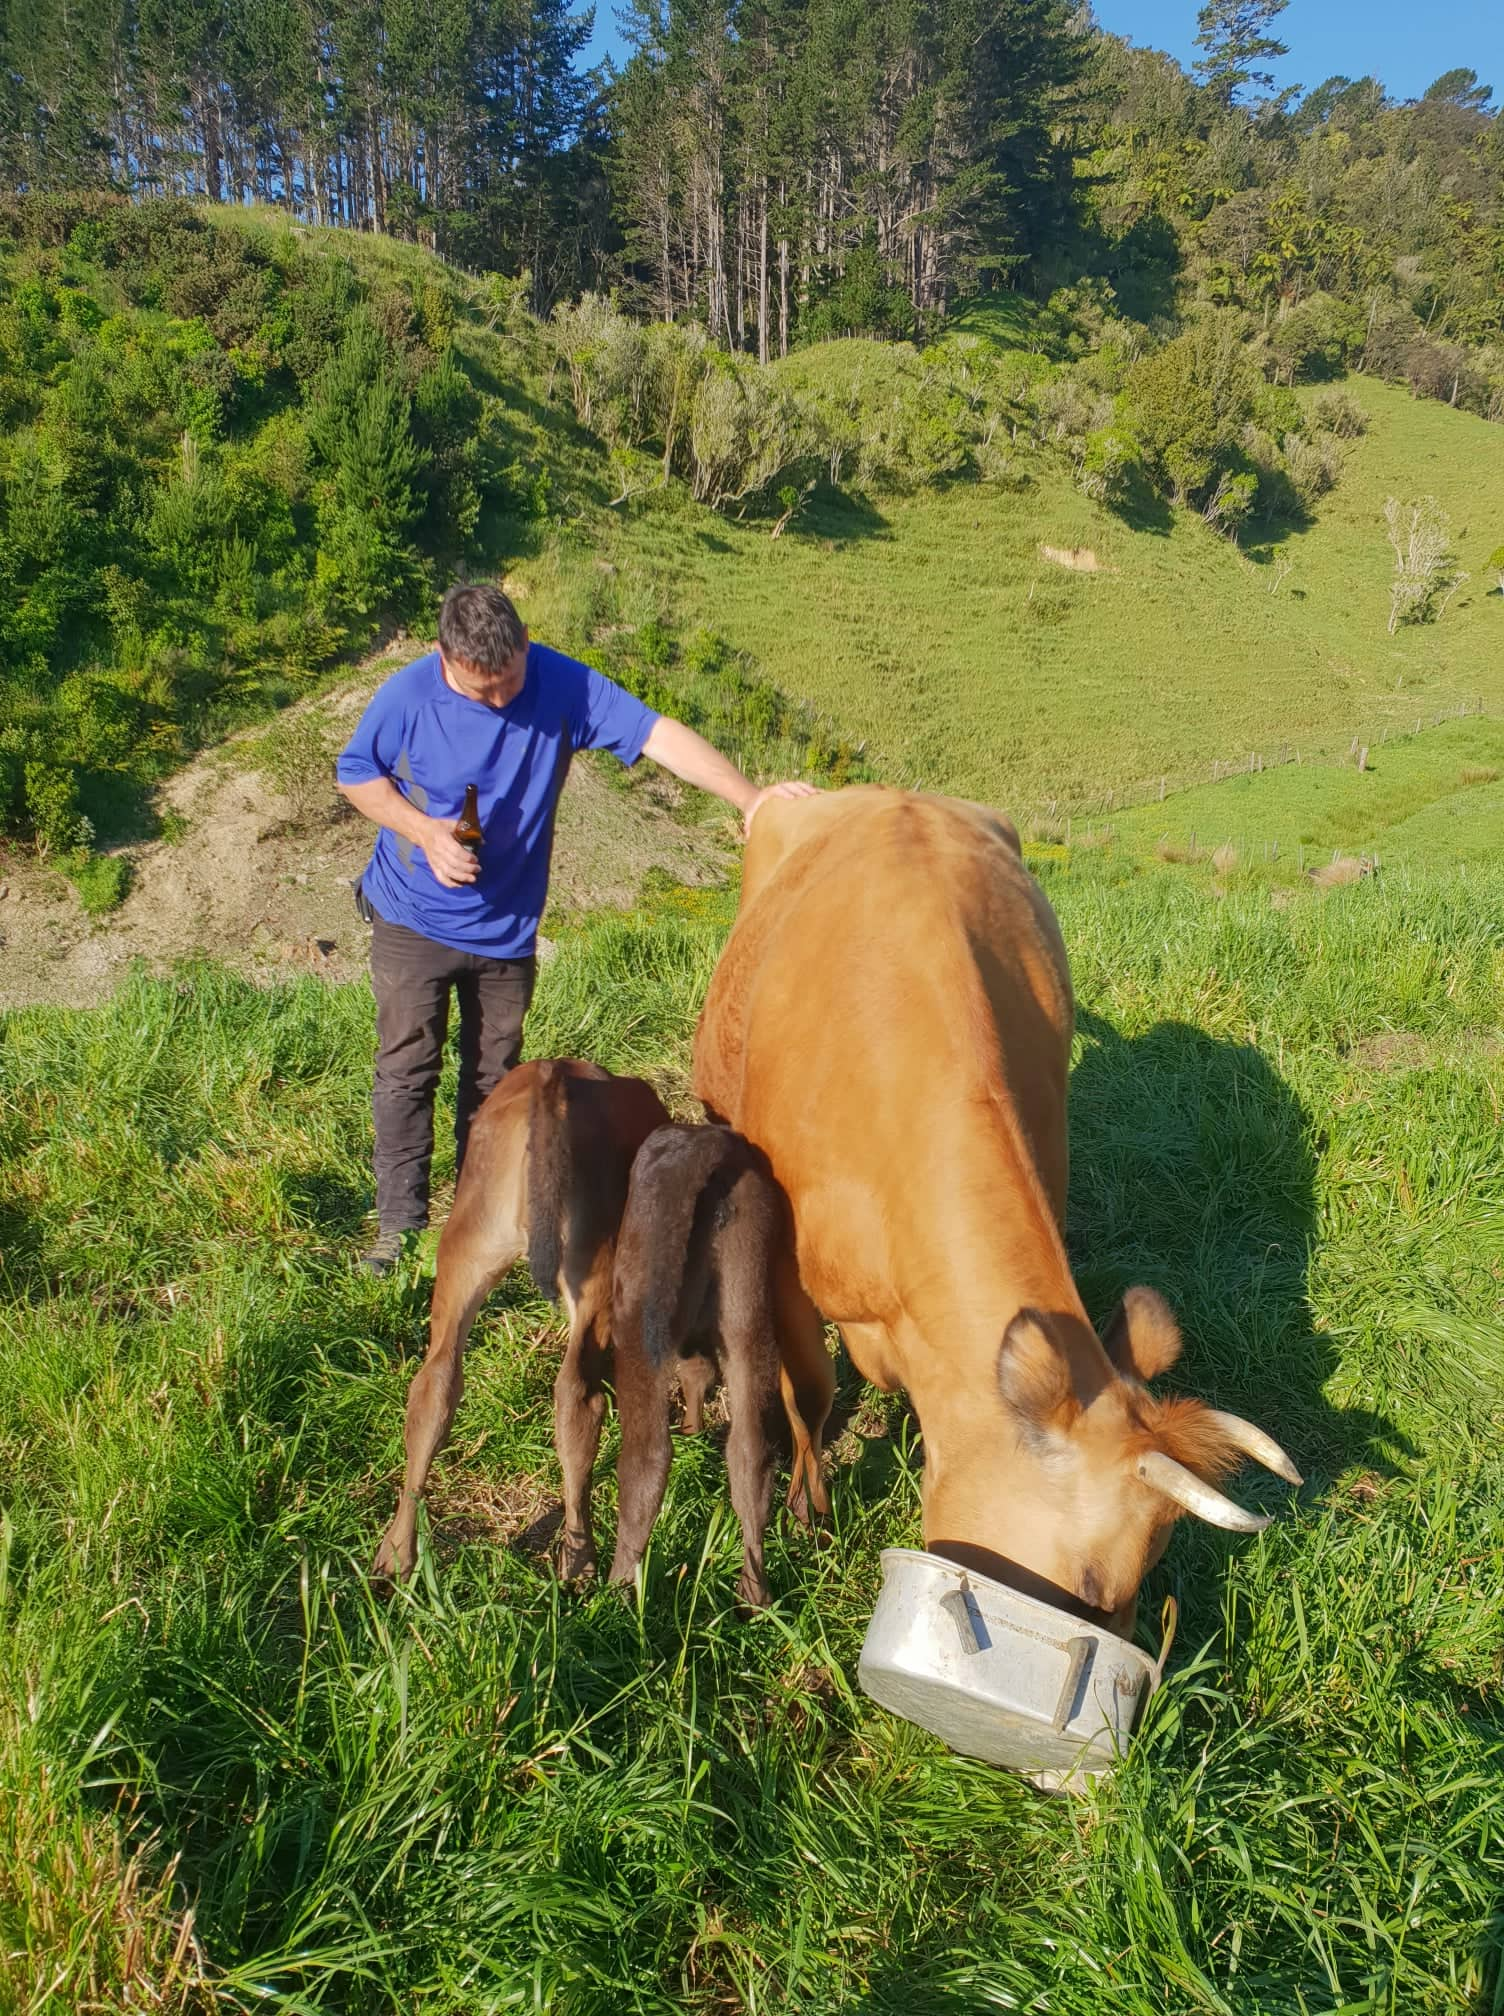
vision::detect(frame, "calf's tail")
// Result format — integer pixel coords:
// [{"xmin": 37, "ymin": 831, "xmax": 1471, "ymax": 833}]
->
[
  {"xmin": 525, "ymin": 1063, "xmax": 572, "ymax": 1302},
  {"xmin": 636, "ymin": 1134, "xmax": 727, "ymax": 1372}
]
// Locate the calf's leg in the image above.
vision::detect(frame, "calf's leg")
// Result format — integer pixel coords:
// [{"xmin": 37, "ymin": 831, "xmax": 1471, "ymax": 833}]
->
[
  {"xmin": 773, "ymin": 1245, "xmax": 834, "ymax": 1528},
  {"xmin": 553, "ymin": 1273, "xmax": 613, "ymax": 1581},
  {"xmin": 722, "ymin": 1333, "xmax": 779, "ymax": 1609},
  {"xmin": 374, "ymin": 1180, "xmax": 523, "ymax": 1581},
  {"xmin": 608, "ymin": 1338, "xmax": 673, "ymax": 1592},
  {"xmin": 676, "ymin": 1354, "xmax": 718, "ymax": 1434}
]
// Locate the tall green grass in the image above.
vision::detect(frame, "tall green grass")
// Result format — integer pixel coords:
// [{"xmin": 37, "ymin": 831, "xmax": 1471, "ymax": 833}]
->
[{"xmin": 3, "ymin": 863, "xmax": 1502, "ymax": 2011}]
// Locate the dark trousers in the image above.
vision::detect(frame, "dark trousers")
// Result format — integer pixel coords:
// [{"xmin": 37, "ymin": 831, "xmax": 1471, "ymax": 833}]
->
[{"xmin": 369, "ymin": 912, "xmax": 537, "ymax": 1233}]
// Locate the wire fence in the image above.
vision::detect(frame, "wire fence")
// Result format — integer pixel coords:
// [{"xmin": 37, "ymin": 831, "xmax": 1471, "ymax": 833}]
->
[{"xmin": 1010, "ymin": 692, "xmax": 1494, "ymax": 835}]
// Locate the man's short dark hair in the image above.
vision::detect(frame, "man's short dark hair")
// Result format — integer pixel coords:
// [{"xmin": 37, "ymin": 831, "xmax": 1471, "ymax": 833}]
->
[{"xmin": 438, "ymin": 584, "xmax": 527, "ymax": 672}]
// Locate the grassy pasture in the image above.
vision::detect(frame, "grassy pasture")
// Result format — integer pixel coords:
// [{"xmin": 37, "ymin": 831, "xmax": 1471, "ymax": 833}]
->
[
  {"xmin": 576, "ymin": 376, "xmax": 1504, "ymax": 815},
  {"xmin": 3, "ymin": 863, "xmax": 1502, "ymax": 2013},
  {"xmin": 1104, "ymin": 713, "xmax": 1504, "ymax": 873}
]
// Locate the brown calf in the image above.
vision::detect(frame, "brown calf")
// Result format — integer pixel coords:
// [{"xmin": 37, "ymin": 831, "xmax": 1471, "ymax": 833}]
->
[
  {"xmin": 607, "ymin": 1124, "xmax": 785, "ymax": 1609},
  {"xmin": 372, "ymin": 1058, "xmax": 669, "ymax": 1583}
]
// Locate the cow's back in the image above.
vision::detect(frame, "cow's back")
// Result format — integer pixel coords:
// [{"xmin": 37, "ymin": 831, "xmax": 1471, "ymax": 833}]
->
[{"xmin": 693, "ymin": 788, "xmax": 1074, "ymax": 1334}]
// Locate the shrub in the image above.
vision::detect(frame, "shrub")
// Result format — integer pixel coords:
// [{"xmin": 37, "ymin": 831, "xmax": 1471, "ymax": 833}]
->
[
  {"xmin": 1124, "ymin": 317, "xmax": 1262, "ymax": 508},
  {"xmin": 1486, "ymin": 544, "xmax": 1504, "ymax": 592},
  {"xmin": 23, "ymin": 759, "xmax": 91, "ymax": 856},
  {"xmin": 248, "ymin": 708, "xmax": 340, "ymax": 823},
  {"xmin": 62, "ymin": 849, "xmax": 132, "ymax": 916},
  {"xmin": 1077, "ymin": 424, "xmax": 1141, "ymax": 507},
  {"xmin": 1311, "ymin": 388, "xmax": 1368, "ymax": 437},
  {"xmin": 1281, "ymin": 431, "xmax": 1344, "ymax": 510},
  {"xmin": 687, "ymin": 361, "xmax": 817, "ymax": 511},
  {"xmin": 1384, "ymin": 496, "xmax": 1467, "ymax": 634},
  {"xmin": 1265, "ymin": 294, "xmax": 1364, "ymax": 384},
  {"xmin": 1203, "ymin": 468, "xmax": 1258, "ymax": 535}
]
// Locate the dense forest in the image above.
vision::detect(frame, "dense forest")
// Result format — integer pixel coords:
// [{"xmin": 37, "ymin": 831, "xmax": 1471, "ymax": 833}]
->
[
  {"xmin": 0, "ymin": 0, "xmax": 1498, "ymax": 881},
  {"xmin": 0, "ymin": 0, "xmax": 1498, "ymax": 367}
]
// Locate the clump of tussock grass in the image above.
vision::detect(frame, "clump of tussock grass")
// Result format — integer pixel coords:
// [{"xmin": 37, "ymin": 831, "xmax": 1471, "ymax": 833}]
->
[
  {"xmin": 1155, "ymin": 834, "xmax": 1205, "ymax": 864},
  {"xmin": 3, "ymin": 867, "xmax": 1504, "ymax": 2008},
  {"xmin": 1211, "ymin": 840, "xmax": 1239, "ymax": 874},
  {"xmin": 1309, "ymin": 852, "xmax": 1375, "ymax": 888},
  {"xmin": 1459, "ymin": 764, "xmax": 1499, "ymax": 786}
]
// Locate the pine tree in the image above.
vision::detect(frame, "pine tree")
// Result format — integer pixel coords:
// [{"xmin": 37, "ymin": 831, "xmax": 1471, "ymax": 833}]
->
[{"xmin": 1193, "ymin": 0, "xmax": 1289, "ymax": 108}]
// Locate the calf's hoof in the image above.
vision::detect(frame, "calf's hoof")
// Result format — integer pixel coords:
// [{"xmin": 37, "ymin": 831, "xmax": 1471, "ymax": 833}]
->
[
  {"xmin": 606, "ymin": 1552, "xmax": 642, "ymax": 1592},
  {"xmin": 556, "ymin": 1537, "xmax": 598, "ymax": 1584},
  {"xmin": 736, "ymin": 1567, "xmax": 772, "ymax": 1612},
  {"xmin": 372, "ymin": 1530, "xmax": 414, "ymax": 1584}
]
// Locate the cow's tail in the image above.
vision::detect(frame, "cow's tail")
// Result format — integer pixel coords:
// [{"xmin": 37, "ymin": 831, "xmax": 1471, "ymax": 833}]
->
[{"xmin": 525, "ymin": 1063, "xmax": 573, "ymax": 1302}]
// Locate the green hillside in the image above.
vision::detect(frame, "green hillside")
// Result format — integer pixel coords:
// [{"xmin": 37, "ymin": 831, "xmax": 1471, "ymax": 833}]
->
[
  {"xmin": 593, "ymin": 372, "xmax": 1504, "ymax": 816},
  {"xmin": 1, "ymin": 200, "xmax": 1500, "ymax": 890}
]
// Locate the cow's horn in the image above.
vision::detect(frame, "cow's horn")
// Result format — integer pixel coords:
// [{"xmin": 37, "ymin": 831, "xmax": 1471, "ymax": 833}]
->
[
  {"xmin": 1205, "ymin": 1411, "xmax": 1304, "ymax": 1487},
  {"xmin": 1136, "ymin": 1451, "xmax": 1272, "ymax": 1533}
]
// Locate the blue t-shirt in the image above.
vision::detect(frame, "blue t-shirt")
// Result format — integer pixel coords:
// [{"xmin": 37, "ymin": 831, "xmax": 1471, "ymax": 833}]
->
[{"xmin": 336, "ymin": 645, "xmax": 658, "ymax": 959}]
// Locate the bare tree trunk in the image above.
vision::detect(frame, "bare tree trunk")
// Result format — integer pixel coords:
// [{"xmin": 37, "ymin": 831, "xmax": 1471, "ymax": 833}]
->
[
  {"xmin": 758, "ymin": 178, "xmax": 769, "ymax": 364},
  {"xmin": 779, "ymin": 228, "xmax": 789, "ymax": 356},
  {"xmin": 198, "ymin": 80, "xmax": 223, "ymax": 203}
]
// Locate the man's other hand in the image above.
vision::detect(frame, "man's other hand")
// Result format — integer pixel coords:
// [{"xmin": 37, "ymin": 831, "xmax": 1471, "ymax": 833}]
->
[
  {"xmin": 744, "ymin": 780, "xmax": 820, "ymax": 835},
  {"xmin": 423, "ymin": 818, "xmax": 483, "ymax": 888}
]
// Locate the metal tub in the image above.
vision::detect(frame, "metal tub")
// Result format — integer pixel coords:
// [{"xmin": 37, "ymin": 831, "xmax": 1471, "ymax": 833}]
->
[{"xmin": 857, "ymin": 1548, "xmax": 1160, "ymax": 1792}]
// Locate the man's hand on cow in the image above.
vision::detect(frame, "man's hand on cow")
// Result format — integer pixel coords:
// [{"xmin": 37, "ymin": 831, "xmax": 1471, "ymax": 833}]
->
[
  {"xmin": 744, "ymin": 780, "xmax": 820, "ymax": 835},
  {"xmin": 423, "ymin": 817, "xmax": 483, "ymax": 889}
]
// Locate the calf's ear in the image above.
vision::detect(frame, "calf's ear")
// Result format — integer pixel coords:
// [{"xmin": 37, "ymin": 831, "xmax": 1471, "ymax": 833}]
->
[
  {"xmin": 997, "ymin": 1309, "xmax": 1078, "ymax": 1437},
  {"xmin": 1100, "ymin": 1285, "xmax": 1183, "ymax": 1382}
]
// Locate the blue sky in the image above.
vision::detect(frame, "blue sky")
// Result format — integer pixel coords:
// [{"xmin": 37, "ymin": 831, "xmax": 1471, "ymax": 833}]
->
[{"xmin": 580, "ymin": 0, "xmax": 1503, "ymax": 105}]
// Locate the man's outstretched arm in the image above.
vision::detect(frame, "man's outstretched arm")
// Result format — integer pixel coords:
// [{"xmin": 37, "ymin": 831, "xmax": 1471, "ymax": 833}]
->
[{"xmin": 640, "ymin": 716, "xmax": 818, "ymax": 833}]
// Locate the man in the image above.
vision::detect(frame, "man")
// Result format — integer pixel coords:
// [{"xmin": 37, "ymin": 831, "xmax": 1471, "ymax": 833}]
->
[{"xmin": 336, "ymin": 581, "xmax": 814, "ymax": 1275}]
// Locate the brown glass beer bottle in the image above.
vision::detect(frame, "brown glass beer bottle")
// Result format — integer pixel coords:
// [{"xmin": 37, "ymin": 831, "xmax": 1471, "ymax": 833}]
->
[{"xmin": 453, "ymin": 784, "xmax": 483, "ymax": 854}]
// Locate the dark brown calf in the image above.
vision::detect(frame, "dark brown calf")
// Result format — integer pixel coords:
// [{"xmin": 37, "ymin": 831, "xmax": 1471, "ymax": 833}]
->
[
  {"xmin": 373, "ymin": 1058, "xmax": 669, "ymax": 1582},
  {"xmin": 607, "ymin": 1124, "xmax": 785, "ymax": 1609}
]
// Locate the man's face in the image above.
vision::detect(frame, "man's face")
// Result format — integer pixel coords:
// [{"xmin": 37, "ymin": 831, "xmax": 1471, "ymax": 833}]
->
[{"xmin": 441, "ymin": 631, "xmax": 529, "ymax": 709}]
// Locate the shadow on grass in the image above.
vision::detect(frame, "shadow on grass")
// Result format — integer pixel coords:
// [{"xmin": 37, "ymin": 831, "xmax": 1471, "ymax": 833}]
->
[
  {"xmin": 1069, "ymin": 1008, "xmax": 1407, "ymax": 1465},
  {"xmin": 1067, "ymin": 1008, "xmax": 1412, "ymax": 1640},
  {"xmin": 1104, "ymin": 466, "xmax": 1173, "ymax": 536},
  {"xmin": 798, "ymin": 481, "xmax": 889, "ymax": 547}
]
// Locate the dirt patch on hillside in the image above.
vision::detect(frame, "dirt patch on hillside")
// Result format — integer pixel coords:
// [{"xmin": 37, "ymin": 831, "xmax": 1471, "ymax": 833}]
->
[
  {"xmin": 1039, "ymin": 544, "xmax": 1111, "ymax": 573},
  {"xmin": 0, "ymin": 671, "xmax": 732, "ymax": 1012}
]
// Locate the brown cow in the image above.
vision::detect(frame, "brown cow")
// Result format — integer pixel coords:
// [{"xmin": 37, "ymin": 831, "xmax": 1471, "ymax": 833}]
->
[
  {"xmin": 692, "ymin": 786, "xmax": 1300, "ymax": 1632},
  {"xmin": 608, "ymin": 1124, "xmax": 785, "ymax": 1609},
  {"xmin": 373, "ymin": 1058, "xmax": 669, "ymax": 1583}
]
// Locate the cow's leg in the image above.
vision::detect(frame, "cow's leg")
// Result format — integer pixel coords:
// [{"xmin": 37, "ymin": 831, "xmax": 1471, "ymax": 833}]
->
[
  {"xmin": 676, "ymin": 1353, "xmax": 718, "ymax": 1434},
  {"xmin": 553, "ymin": 1273, "xmax": 613, "ymax": 1581},
  {"xmin": 374, "ymin": 1183, "xmax": 523, "ymax": 1581},
  {"xmin": 608, "ymin": 1340, "xmax": 673, "ymax": 1592},
  {"xmin": 773, "ymin": 1246, "xmax": 834, "ymax": 1528}
]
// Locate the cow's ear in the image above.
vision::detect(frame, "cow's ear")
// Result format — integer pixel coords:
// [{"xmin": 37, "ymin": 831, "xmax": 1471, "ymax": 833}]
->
[
  {"xmin": 1101, "ymin": 1286, "xmax": 1183, "ymax": 1382},
  {"xmin": 998, "ymin": 1309, "xmax": 1077, "ymax": 1436}
]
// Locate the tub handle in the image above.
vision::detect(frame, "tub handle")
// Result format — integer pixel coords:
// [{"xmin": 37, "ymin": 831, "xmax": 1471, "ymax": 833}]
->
[
  {"xmin": 939, "ymin": 1588, "xmax": 980, "ymax": 1655},
  {"xmin": 1053, "ymin": 1635, "xmax": 1094, "ymax": 1730}
]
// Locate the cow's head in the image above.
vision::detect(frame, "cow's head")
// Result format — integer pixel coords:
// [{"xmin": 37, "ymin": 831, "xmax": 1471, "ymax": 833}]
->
[{"xmin": 931, "ymin": 1287, "xmax": 1301, "ymax": 1635}]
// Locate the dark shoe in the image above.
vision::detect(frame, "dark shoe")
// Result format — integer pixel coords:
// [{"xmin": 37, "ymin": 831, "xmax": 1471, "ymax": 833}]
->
[{"xmin": 359, "ymin": 1228, "xmax": 416, "ymax": 1277}]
